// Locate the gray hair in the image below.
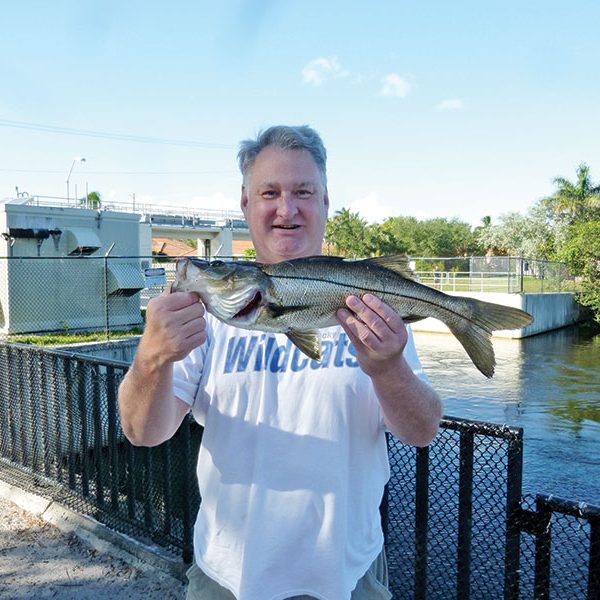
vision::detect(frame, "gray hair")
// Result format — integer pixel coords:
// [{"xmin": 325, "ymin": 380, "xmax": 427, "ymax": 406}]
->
[{"xmin": 238, "ymin": 125, "xmax": 327, "ymax": 185}]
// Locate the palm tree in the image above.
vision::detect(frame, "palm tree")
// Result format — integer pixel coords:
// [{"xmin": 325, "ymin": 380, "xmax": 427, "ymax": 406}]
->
[
  {"xmin": 544, "ymin": 163, "xmax": 600, "ymax": 223},
  {"xmin": 79, "ymin": 191, "xmax": 102, "ymax": 209}
]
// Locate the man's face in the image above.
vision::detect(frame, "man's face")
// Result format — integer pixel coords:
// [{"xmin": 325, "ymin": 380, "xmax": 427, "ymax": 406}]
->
[{"xmin": 240, "ymin": 145, "xmax": 329, "ymax": 264}]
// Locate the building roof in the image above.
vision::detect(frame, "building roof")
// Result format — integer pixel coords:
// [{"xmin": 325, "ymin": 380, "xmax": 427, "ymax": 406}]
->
[{"xmin": 152, "ymin": 237, "xmax": 197, "ymax": 256}]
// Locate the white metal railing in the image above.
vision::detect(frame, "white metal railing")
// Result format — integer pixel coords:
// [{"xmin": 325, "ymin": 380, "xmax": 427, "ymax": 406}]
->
[{"xmin": 9, "ymin": 194, "xmax": 245, "ymax": 222}]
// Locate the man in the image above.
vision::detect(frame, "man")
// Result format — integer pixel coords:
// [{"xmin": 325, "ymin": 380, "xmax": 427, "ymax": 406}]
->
[{"xmin": 118, "ymin": 125, "xmax": 442, "ymax": 599}]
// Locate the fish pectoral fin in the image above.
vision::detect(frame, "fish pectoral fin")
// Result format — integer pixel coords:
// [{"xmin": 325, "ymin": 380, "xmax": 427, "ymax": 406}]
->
[
  {"xmin": 286, "ymin": 330, "xmax": 321, "ymax": 361},
  {"xmin": 364, "ymin": 255, "xmax": 414, "ymax": 279},
  {"xmin": 401, "ymin": 314, "xmax": 427, "ymax": 324},
  {"xmin": 266, "ymin": 303, "xmax": 309, "ymax": 318}
]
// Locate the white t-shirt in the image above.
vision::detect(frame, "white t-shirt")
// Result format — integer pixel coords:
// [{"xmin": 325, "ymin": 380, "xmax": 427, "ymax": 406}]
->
[{"xmin": 173, "ymin": 317, "xmax": 428, "ymax": 600}]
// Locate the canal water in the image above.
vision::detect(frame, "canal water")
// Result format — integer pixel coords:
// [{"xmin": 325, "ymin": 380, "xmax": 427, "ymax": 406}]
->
[{"xmin": 412, "ymin": 323, "xmax": 600, "ymax": 505}]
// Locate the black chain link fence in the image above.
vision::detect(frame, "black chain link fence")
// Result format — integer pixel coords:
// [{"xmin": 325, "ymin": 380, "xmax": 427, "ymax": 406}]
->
[{"xmin": 0, "ymin": 341, "xmax": 598, "ymax": 598}]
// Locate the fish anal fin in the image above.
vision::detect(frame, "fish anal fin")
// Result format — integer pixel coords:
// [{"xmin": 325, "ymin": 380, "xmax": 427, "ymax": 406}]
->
[
  {"xmin": 287, "ymin": 330, "xmax": 321, "ymax": 361},
  {"xmin": 363, "ymin": 255, "xmax": 414, "ymax": 279},
  {"xmin": 447, "ymin": 321, "xmax": 496, "ymax": 378}
]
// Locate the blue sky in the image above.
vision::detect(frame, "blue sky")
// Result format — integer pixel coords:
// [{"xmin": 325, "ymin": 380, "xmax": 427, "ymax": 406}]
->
[{"xmin": 2, "ymin": 0, "xmax": 599, "ymax": 226}]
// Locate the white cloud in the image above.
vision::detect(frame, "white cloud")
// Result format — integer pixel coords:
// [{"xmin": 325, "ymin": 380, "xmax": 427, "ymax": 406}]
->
[
  {"xmin": 302, "ymin": 56, "xmax": 348, "ymax": 86},
  {"xmin": 345, "ymin": 192, "xmax": 397, "ymax": 224},
  {"xmin": 379, "ymin": 74, "xmax": 413, "ymax": 98},
  {"xmin": 437, "ymin": 98, "xmax": 464, "ymax": 111}
]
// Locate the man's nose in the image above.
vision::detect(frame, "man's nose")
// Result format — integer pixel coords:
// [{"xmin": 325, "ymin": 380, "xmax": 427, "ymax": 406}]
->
[{"xmin": 276, "ymin": 192, "xmax": 298, "ymax": 218}]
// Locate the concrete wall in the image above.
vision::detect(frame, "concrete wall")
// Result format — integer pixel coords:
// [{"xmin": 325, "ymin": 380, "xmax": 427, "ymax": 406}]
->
[
  {"xmin": 409, "ymin": 292, "xmax": 586, "ymax": 338},
  {"xmin": 54, "ymin": 338, "xmax": 140, "ymax": 363}
]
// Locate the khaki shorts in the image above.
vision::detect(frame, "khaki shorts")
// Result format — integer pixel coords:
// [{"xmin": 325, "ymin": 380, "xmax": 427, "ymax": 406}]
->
[{"xmin": 186, "ymin": 549, "xmax": 392, "ymax": 600}]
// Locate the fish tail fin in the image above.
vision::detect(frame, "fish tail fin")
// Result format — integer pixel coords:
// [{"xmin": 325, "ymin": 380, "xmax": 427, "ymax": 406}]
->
[{"xmin": 447, "ymin": 299, "xmax": 533, "ymax": 378}]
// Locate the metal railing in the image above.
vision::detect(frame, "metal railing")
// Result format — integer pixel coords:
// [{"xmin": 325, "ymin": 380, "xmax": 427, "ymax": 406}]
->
[
  {"xmin": 7, "ymin": 194, "xmax": 245, "ymax": 224},
  {"xmin": 412, "ymin": 256, "xmax": 579, "ymax": 294},
  {"xmin": 0, "ymin": 341, "xmax": 597, "ymax": 597}
]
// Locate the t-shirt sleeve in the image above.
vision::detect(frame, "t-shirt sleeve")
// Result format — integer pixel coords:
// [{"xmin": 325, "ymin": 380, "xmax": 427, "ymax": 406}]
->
[{"xmin": 172, "ymin": 320, "xmax": 212, "ymax": 408}]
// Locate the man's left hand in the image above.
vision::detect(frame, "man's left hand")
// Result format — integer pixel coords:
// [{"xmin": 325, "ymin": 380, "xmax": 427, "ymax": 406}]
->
[{"xmin": 336, "ymin": 294, "xmax": 408, "ymax": 377}]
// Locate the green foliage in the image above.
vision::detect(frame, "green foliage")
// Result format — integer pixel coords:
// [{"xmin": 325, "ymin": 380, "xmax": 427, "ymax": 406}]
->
[
  {"xmin": 9, "ymin": 329, "xmax": 143, "ymax": 346},
  {"xmin": 477, "ymin": 205, "xmax": 555, "ymax": 259},
  {"xmin": 243, "ymin": 247, "xmax": 257, "ymax": 259},
  {"xmin": 555, "ymin": 220, "xmax": 600, "ymax": 322},
  {"xmin": 325, "ymin": 210, "xmax": 479, "ymax": 258},
  {"xmin": 543, "ymin": 163, "xmax": 600, "ymax": 224},
  {"xmin": 325, "ymin": 208, "xmax": 370, "ymax": 256},
  {"xmin": 79, "ymin": 190, "xmax": 102, "ymax": 208}
]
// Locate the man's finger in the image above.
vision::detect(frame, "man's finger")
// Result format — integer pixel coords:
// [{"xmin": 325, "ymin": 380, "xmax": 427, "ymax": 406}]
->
[
  {"xmin": 361, "ymin": 294, "xmax": 405, "ymax": 335},
  {"xmin": 162, "ymin": 290, "xmax": 201, "ymax": 310}
]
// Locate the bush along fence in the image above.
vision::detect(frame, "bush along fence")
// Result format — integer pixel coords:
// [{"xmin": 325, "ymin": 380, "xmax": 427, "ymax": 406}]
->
[
  {"xmin": 0, "ymin": 255, "xmax": 579, "ymax": 346},
  {"xmin": 0, "ymin": 341, "xmax": 598, "ymax": 599}
]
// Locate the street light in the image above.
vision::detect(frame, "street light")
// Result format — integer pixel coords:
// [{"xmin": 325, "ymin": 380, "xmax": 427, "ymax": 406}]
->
[{"xmin": 66, "ymin": 157, "xmax": 86, "ymax": 203}]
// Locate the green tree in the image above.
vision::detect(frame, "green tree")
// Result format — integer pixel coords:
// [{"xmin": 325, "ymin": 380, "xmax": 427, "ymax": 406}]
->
[
  {"xmin": 477, "ymin": 205, "xmax": 555, "ymax": 259},
  {"xmin": 79, "ymin": 190, "xmax": 102, "ymax": 208},
  {"xmin": 556, "ymin": 220, "xmax": 600, "ymax": 322},
  {"xmin": 543, "ymin": 163, "xmax": 600, "ymax": 224},
  {"xmin": 378, "ymin": 216, "xmax": 419, "ymax": 254},
  {"xmin": 325, "ymin": 208, "xmax": 370, "ymax": 256}
]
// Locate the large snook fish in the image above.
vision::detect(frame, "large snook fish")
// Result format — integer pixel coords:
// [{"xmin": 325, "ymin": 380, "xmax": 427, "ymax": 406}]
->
[{"xmin": 171, "ymin": 255, "xmax": 533, "ymax": 378}]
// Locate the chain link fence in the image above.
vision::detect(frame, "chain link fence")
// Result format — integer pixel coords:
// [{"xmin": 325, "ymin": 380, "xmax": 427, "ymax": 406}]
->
[
  {"xmin": 0, "ymin": 341, "xmax": 598, "ymax": 597},
  {"xmin": 0, "ymin": 256, "xmax": 158, "ymax": 344},
  {"xmin": 0, "ymin": 254, "xmax": 579, "ymax": 345}
]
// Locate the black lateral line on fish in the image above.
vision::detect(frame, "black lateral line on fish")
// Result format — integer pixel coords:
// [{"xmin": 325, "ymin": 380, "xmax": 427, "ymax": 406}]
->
[{"xmin": 269, "ymin": 273, "xmax": 481, "ymax": 328}]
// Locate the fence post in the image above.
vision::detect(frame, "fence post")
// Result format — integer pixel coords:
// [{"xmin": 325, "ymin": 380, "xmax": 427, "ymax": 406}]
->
[
  {"xmin": 103, "ymin": 243, "xmax": 115, "ymax": 341},
  {"xmin": 414, "ymin": 445, "xmax": 430, "ymax": 600},
  {"xmin": 534, "ymin": 496, "xmax": 552, "ymax": 600},
  {"xmin": 519, "ymin": 254, "xmax": 524, "ymax": 294},
  {"xmin": 457, "ymin": 431, "xmax": 474, "ymax": 600},
  {"xmin": 589, "ymin": 517, "xmax": 600, "ymax": 600},
  {"xmin": 504, "ymin": 428, "xmax": 524, "ymax": 599}
]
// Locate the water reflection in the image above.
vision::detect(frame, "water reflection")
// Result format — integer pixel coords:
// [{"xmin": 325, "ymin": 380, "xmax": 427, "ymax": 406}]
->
[{"xmin": 412, "ymin": 323, "xmax": 600, "ymax": 503}]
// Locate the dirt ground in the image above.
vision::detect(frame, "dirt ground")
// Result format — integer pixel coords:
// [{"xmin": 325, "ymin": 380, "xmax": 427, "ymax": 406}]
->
[{"xmin": 0, "ymin": 494, "xmax": 187, "ymax": 600}]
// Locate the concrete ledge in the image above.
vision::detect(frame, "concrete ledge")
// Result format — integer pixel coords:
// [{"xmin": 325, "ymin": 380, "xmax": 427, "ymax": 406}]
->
[
  {"xmin": 410, "ymin": 292, "xmax": 586, "ymax": 338},
  {"xmin": 0, "ymin": 478, "xmax": 187, "ymax": 582}
]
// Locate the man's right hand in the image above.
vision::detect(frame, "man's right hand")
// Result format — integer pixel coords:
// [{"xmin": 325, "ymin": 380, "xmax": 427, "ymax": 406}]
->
[{"xmin": 138, "ymin": 289, "xmax": 208, "ymax": 365}]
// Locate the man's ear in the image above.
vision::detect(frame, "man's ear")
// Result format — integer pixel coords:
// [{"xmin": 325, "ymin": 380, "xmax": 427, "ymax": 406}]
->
[
  {"xmin": 323, "ymin": 188, "xmax": 330, "ymax": 210},
  {"xmin": 240, "ymin": 185, "xmax": 249, "ymax": 213}
]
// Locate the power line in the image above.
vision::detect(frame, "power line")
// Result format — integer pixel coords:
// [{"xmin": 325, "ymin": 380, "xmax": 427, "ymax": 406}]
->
[
  {"xmin": 0, "ymin": 119, "xmax": 235, "ymax": 149},
  {"xmin": 0, "ymin": 168, "xmax": 237, "ymax": 176}
]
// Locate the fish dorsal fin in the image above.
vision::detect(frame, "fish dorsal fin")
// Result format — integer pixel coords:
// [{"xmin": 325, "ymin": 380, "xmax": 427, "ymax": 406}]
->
[
  {"xmin": 286, "ymin": 330, "xmax": 321, "ymax": 361},
  {"xmin": 362, "ymin": 255, "xmax": 414, "ymax": 279}
]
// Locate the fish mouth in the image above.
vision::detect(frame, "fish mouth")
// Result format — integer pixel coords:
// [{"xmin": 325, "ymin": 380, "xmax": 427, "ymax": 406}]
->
[{"xmin": 232, "ymin": 291, "xmax": 263, "ymax": 320}]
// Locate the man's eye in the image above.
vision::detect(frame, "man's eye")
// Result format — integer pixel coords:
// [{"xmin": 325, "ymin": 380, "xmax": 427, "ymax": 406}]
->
[
  {"xmin": 296, "ymin": 189, "xmax": 313, "ymax": 198},
  {"xmin": 261, "ymin": 190, "xmax": 278, "ymax": 199}
]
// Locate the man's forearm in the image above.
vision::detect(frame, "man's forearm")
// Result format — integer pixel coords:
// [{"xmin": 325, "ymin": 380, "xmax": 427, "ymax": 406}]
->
[
  {"xmin": 372, "ymin": 357, "xmax": 442, "ymax": 447},
  {"xmin": 118, "ymin": 353, "xmax": 188, "ymax": 447}
]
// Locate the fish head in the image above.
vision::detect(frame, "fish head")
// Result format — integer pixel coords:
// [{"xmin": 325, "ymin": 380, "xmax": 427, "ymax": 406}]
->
[{"xmin": 172, "ymin": 258, "xmax": 270, "ymax": 325}]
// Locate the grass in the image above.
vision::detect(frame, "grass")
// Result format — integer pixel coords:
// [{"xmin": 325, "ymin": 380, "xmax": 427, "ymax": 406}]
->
[{"xmin": 7, "ymin": 328, "xmax": 143, "ymax": 347}]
